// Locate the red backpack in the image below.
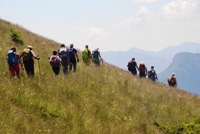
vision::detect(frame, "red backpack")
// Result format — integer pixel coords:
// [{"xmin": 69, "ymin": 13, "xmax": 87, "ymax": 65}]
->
[
  {"xmin": 139, "ymin": 64, "xmax": 145, "ymax": 71},
  {"xmin": 50, "ymin": 56, "xmax": 59, "ymax": 67}
]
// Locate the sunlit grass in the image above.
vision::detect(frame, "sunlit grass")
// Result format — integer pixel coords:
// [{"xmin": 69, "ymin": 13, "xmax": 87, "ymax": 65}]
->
[{"xmin": 1, "ymin": 19, "xmax": 200, "ymax": 133}]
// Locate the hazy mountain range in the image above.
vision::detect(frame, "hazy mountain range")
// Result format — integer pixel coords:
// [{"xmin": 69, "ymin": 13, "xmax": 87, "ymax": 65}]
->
[
  {"xmin": 158, "ymin": 52, "xmax": 200, "ymax": 95},
  {"xmin": 101, "ymin": 42, "xmax": 200, "ymax": 73},
  {"xmin": 101, "ymin": 41, "xmax": 200, "ymax": 95}
]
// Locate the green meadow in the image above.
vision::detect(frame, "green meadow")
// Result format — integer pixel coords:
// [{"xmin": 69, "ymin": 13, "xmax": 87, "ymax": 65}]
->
[{"xmin": 1, "ymin": 19, "xmax": 200, "ymax": 134}]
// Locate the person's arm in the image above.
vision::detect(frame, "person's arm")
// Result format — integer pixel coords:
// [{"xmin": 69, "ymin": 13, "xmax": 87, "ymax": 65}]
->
[
  {"xmin": 154, "ymin": 70, "xmax": 158, "ymax": 80},
  {"xmin": 98, "ymin": 51, "xmax": 102, "ymax": 59},
  {"xmin": 135, "ymin": 62, "xmax": 139, "ymax": 70},
  {"xmin": 127, "ymin": 62, "xmax": 130, "ymax": 67},
  {"xmin": 17, "ymin": 53, "xmax": 24, "ymax": 70},
  {"xmin": 88, "ymin": 49, "xmax": 92, "ymax": 58},
  {"xmin": 67, "ymin": 53, "xmax": 70, "ymax": 64},
  {"xmin": 57, "ymin": 56, "xmax": 61, "ymax": 62},
  {"xmin": 175, "ymin": 78, "xmax": 178, "ymax": 86},
  {"xmin": 31, "ymin": 50, "xmax": 40, "ymax": 60},
  {"xmin": 76, "ymin": 53, "xmax": 79, "ymax": 62},
  {"xmin": 74, "ymin": 49, "xmax": 79, "ymax": 62}
]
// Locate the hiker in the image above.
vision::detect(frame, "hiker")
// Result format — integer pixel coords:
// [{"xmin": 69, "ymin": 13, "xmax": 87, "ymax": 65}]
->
[
  {"xmin": 168, "ymin": 73, "xmax": 177, "ymax": 87},
  {"xmin": 49, "ymin": 50, "xmax": 61, "ymax": 75},
  {"xmin": 92, "ymin": 47, "xmax": 103, "ymax": 66},
  {"xmin": 20, "ymin": 45, "xmax": 40, "ymax": 77},
  {"xmin": 68, "ymin": 44, "xmax": 79, "ymax": 72},
  {"xmin": 58, "ymin": 44, "xmax": 70, "ymax": 75},
  {"xmin": 7, "ymin": 47, "xmax": 24, "ymax": 79},
  {"xmin": 148, "ymin": 66, "xmax": 158, "ymax": 81},
  {"xmin": 138, "ymin": 62, "xmax": 147, "ymax": 77},
  {"xmin": 82, "ymin": 45, "xmax": 92, "ymax": 65},
  {"xmin": 127, "ymin": 57, "xmax": 138, "ymax": 75}
]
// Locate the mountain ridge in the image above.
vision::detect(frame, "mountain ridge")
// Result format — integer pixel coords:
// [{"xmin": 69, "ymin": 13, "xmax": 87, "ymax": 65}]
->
[{"xmin": 158, "ymin": 52, "xmax": 200, "ymax": 95}]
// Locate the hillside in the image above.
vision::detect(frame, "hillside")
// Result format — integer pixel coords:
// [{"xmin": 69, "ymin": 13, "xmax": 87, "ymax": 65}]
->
[
  {"xmin": 1, "ymin": 19, "xmax": 200, "ymax": 133},
  {"xmin": 158, "ymin": 52, "xmax": 200, "ymax": 95}
]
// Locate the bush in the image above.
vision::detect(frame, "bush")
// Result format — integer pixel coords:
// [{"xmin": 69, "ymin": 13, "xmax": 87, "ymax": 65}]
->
[{"xmin": 10, "ymin": 28, "xmax": 24, "ymax": 45}]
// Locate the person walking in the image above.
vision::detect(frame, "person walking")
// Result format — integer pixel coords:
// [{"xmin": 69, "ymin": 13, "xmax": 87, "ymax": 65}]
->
[
  {"xmin": 49, "ymin": 50, "xmax": 61, "ymax": 75},
  {"xmin": 58, "ymin": 44, "xmax": 70, "ymax": 75},
  {"xmin": 138, "ymin": 62, "xmax": 147, "ymax": 78},
  {"xmin": 127, "ymin": 57, "xmax": 138, "ymax": 75},
  {"xmin": 7, "ymin": 47, "xmax": 24, "ymax": 79},
  {"xmin": 148, "ymin": 66, "xmax": 158, "ymax": 81},
  {"xmin": 82, "ymin": 45, "xmax": 92, "ymax": 66},
  {"xmin": 68, "ymin": 44, "xmax": 79, "ymax": 72},
  {"xmin": 20, "ymin": 45, "xmax": 40, "ymax": 77},
  {"xmin": 168, "ymin": 73, "xmax": 177, "ymax": 87},
  {"xmin": 92, "ymin": 47, "xmax": 103, "ymax": 66}
]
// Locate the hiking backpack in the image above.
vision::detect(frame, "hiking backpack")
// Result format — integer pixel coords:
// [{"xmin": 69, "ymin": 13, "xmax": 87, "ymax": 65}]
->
[
  {"xmin": 50, "ymin": 56, "xmax": 59, "ymax": 67},
  {"xmin": 168, "ymin": 76, "xmax": 176, "ymax": 85},
  {"xmin": 127, "ymin": 62, "xmax": 132, "ymax": 71},
  {"xmin": 148, "ymin": 70, "xmax": 156, "ymax": 80},
  {"xmin": 82, "ymin": 49, "xmax": 89, "ymax": 61},
  {"xmin": 59, "ymin": 50, "xmax": 69, "ymax": 60},
  {"xmin": 139, "ymin": 64, "xmax": 146, "ymax": 72},
  {"xmin": 92, "ymin": 50, "xmax": 99, "ymax": 59},
  {"xmin": 22, "ymin": 48, "xmax": 32, "ymax": 61},
  {"xmin": 7, "ymin": 50, "xmax": 18, "ymax": 66},
  {"xmin": 68, "ymin": 48, "xmax": 75, "ymax": 60}
]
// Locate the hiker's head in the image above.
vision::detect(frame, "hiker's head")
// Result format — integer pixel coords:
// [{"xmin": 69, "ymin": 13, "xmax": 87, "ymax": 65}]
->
[
  {"xmin": 27, "ymin": 45, "xmax": 33, "ymax": 50},
  {"xmin": 11, "ymin": 47, "xmax": 16, "ymax": 52},
  {"xmin": 61, "ymin": 44, "xmax": 65, "ymax": 48},
  {"xmin": 53, "ymin": 50, "xmax": 57, "ymax": 55},
  {"xmin": 140, "ymin": 62, "xmax": 144, "ymax": 65},
  {"xmin": 151, "ymin": 66, "xmax": 154, "ymax": 69},
  {"xmin": 172, "ymin": 73, "xmax": 175, "ymax": 76},
  {"xmin": 132, "ymin": 58, "xmax": 135, "ymax": 61},
  {"xmin": 70, "ymin": 44, "xmax": 74, "ymax": 48},
  {"xmin": 85, "ymin": 45, "xmax": 88, "ymax": 48}
]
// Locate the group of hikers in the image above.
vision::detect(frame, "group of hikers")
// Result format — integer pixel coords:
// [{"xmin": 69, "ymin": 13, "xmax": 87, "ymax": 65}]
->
[
  {"xmin": 127, "ymin": 57, "xmax": 177, "ymax": 87},
  {"xmin": 48, "ymin": 44, "xmax": 102, "ymax": 75},
  {"xmin": 7, "ymin": 44, "xmax": 177, "ymax": 87},
  {"xmin": 7, "ymin": 45, "xmax": 40, "ymax": 79},
  {"xmin": 6, "ymin": 44, "xmax": 103, "ymax": 79}
]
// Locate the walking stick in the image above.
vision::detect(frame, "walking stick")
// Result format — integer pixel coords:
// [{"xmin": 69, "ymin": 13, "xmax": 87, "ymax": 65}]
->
[{"xmin": 38, "ymin": 58, "xmax": 41, "ymax": 75}]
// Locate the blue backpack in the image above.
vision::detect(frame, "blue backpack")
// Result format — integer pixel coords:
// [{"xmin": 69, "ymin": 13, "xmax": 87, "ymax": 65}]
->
[
  {"xmin": 7, "ymin": 50, "xmax": 18, "ymax": 66},
  {"xmin": 92, "ymin": 50, "xmax": 99, "ymax": 59},
  {"xmin": 68, "ymin": 48, "xmax": 75, "ymax": 60},
  {"xmin": 59, "ymin": 50, "xmax": 69, "ymax": 60}
]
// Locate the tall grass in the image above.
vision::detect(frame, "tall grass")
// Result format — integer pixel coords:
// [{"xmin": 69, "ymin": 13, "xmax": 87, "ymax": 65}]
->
[{"xmin": 1, "ymin": 19, "xmax": 200, "ymax": 133}]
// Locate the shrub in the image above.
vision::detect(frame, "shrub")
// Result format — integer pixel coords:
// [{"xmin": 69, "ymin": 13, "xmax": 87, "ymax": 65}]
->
[{"xmin": 10, "ymin": 28, "xmax": 24, "ymax": 45}]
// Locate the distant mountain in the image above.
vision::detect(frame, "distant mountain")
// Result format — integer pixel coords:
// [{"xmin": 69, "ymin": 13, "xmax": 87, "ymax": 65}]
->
[
  {"xmin": 157, "ymin": 42, "xmax": 200, "ymax": 56},
  {"xmin": 158, "ymin": 52, "xmax": 200, "ymax": 95},
  {"xmin": 101, "ymin": 42, "xmax": 200, "ymax": 73}
]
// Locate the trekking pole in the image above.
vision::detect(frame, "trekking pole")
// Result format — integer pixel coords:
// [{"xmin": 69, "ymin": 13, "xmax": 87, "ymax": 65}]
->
[
  {"xmin": 101, "ymin": 58, "xmax": 103, "ymax": 64},
  {"xmin": 37, "ymin": 57, "xmax": 41, "ymax": 75}
]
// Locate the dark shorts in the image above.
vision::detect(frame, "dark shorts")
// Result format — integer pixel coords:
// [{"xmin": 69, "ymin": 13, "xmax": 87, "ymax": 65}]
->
[{"xmin": 93, "ymin": 59, "xmax": 100, "ymax": 65}]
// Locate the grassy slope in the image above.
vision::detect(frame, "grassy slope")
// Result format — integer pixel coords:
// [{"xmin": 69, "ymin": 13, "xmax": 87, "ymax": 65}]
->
[{"xmin": 1, "ymin": 19, "xmax": 200, "ymax": 134}]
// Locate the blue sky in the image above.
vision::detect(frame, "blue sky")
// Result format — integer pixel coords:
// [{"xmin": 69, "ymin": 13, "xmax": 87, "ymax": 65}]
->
[{"xmin": 0, "ymin": 0, "xmax": 200, "ymax": 51}]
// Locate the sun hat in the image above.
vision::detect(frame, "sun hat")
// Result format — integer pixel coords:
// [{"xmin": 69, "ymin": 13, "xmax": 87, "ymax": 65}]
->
[{"xmin": 27, "ymin": 45, "xmax": 33, "ymax": 49}]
